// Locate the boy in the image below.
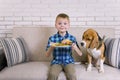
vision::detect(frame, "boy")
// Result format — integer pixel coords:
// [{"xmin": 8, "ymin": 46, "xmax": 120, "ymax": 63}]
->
[{"xmin": 45, "ymin": 13, "xmax": 82, "ymax": 80}]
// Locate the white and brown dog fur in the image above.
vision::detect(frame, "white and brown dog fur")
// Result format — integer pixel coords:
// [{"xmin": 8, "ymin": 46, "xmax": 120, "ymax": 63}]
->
[{"xmin": 80, "ymin": 28, "xmax": 105, "ymax": 73}]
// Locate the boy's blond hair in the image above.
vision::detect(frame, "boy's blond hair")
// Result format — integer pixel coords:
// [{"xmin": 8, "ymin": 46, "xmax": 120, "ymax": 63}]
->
[{"xmin": 55, "ymin": 13, "xmax": 70, "ymax": 22}]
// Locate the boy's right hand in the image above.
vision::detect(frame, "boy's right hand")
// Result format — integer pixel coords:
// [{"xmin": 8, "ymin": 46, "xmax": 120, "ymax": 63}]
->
[{"xmin": 50, "ymin": 42, "xmax": 56, "ymax": 48}]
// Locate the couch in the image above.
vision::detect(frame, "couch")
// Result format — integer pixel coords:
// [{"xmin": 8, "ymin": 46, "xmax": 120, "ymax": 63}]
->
[{"xmin": 0, "ymin": 26, "xmax": 120, "ymax": 80}]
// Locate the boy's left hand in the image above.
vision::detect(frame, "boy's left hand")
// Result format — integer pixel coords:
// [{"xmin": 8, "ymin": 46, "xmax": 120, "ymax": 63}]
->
[
  {"xmin": 72, "ymin": 43, "xmax": 82, "ymax": 56},
  {"xmin": 71, "ymin": 43, "xmax": 77, "ymax": 50}
]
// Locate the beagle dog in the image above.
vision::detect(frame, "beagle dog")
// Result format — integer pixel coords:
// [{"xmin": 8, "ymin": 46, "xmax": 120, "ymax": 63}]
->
[{"xmin": 80, "ymin": 28, "xmax": 105, "ymax": 73}]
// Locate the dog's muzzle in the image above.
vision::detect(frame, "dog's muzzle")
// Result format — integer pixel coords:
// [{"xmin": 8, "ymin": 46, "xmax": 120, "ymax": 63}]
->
[{"xmin": 80, "ymin": 41, "xmax": 86, "ymax": 47}]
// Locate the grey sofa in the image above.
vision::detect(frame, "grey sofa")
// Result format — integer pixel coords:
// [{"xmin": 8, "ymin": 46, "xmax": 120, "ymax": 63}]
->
[{"xmin": 0, "ymin": 26, "xmax": 120, "ymax": 80}]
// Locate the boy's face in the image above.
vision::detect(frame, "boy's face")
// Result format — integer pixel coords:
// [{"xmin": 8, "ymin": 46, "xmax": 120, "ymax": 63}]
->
[{"xmin": 55, "ymin": 17, "xmax": 70, "ymax": 33}]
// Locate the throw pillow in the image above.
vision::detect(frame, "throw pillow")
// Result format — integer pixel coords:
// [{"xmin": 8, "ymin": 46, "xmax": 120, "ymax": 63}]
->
[
  {"xmin": 0, "ymin": 48, "xmax": 7, "ymax": 71},
  {"xmin": 105, "ymin": 38, "xmax": 120, "ymax": 68},
  {"xmin": 0, "ymin": 37, "xmax": 29, "ymax": 67}
]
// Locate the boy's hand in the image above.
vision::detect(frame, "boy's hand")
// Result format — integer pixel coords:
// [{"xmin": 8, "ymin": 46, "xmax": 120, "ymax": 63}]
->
[
  {"xmin": 71, "ymin": 43, "xmax": 77, "ymax": 50},
  {"xmin": 50, "ymin": 42, "xmax": 56, "ymax": 48},
  {"xmin": 72, "ymin": 43, "xmax": 82, "ymax": 56}
]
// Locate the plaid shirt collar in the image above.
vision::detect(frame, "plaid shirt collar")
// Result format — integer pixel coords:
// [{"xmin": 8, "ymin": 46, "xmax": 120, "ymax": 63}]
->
[{"xmin": 56, "ymin": 31, "xmax": 69, "ymax": 39}]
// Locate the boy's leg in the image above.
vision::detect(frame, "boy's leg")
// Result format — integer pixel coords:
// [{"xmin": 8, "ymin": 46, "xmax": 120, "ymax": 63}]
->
[
  {"xmin": 63, "ymin": 64, "xmax": 76, "ymax": 80},
  {"xmin": 47, "ymin": 64, "xmax": 62, "ymax": 80}
]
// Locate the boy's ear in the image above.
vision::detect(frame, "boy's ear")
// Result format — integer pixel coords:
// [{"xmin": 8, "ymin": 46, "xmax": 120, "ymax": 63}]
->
[{"xmin": 55, "ymin": 24, "xmax": 57, "ymax": 28}]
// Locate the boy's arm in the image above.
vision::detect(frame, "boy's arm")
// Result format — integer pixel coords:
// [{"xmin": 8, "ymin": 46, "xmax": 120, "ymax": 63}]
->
[
  {"xmin": 45, "ymin": 46, "xmax": 53, "ymax": 57},
  {"xmin": 72, "ymin": 43, "xmax": 82, "ymax": 56},
  {"xmin": 45, "ymin": 45, "xmax": 55, "ymax": 57}
]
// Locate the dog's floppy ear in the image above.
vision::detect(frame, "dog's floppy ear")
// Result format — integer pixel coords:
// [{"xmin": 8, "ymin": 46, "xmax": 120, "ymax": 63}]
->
[
  {"xmin": 89, "ymin": 33, "xmax": 99, "ymax": 49},
  {"xmin": 82, "ymin": 31, "xmax": 85, "ymax": 39}
]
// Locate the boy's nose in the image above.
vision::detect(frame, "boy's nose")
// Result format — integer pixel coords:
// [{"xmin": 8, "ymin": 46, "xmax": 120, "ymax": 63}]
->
[{"xmin": 61, "ymin": 23, "xmax": 64, "ymax": 26}]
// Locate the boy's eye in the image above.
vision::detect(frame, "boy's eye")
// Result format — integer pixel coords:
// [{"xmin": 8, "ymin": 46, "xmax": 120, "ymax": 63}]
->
[
  {"xmin": 64, "ymin": 23, "xmax": 67, "ymax": 25},
  {"xmin": 58, "ymin": 23, "xmax": 62, "ymax": 25}
]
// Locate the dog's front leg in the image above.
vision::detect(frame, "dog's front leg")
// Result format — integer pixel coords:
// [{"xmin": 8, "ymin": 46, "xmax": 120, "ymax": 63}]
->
[
  {"xmin": 87, "ymin": 54, "xmax": 92, "ymax": 71},
  {"xmin": 99, "ymin": 59, "xmax": 104, "ymax": 73}
]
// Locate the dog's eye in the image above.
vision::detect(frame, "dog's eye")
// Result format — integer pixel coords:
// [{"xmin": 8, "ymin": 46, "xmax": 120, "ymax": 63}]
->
[
  {"xmin": 82, "ymin": 36, "xmax": 84, "ymax": 39},
  {"xmin": 87, "ymin": 38, "xmax": 91, "ymax": 41}
]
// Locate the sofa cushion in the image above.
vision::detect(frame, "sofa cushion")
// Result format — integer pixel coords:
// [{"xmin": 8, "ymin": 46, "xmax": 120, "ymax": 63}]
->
[
  {"xmin": 105, "ymin": 38, "xmax": 120, "ymax": 68},
  {"xmin": 0, "ymin": 37, "xmax": 29, "ymax": 67},
  {"xmin": 0, "ymin": 48, "xmax": 7, "ymax": 71}
]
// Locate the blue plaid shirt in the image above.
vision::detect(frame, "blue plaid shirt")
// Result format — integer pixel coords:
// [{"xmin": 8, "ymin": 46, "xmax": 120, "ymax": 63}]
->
[{"xmin": 46, "ymin": 31, "xmax": 77, "ymax": 66}]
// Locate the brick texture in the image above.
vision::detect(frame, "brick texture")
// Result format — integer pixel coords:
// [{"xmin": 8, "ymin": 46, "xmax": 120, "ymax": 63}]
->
[{"xmin": 0, "ymin": 0, "xmax": 120, "ymax": 38}]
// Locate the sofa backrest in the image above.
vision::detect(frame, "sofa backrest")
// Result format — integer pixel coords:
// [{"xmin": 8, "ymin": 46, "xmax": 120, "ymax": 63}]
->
[{"xmin": 13, "ymin": 26, "xmax": 115, "ymax": 62}]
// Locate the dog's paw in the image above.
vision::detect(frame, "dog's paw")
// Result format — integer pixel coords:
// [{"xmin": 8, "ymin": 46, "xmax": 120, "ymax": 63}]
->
[
  {"xmin": 98, "ymin": 59, "xmax": 104, "ymax": 73},
  {"xmin": 87, "ymin": 64, "xmax": 92, "ymax": 71},
  {"xmin": 98, "ymin": 68, "xmax": 104, "ymax": 73},
  {"xmin": 87, "ymin": 66, "xmax": 92, "ymax": 71}
]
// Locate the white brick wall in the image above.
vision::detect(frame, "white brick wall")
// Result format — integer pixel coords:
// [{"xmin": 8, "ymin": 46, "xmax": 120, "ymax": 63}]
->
[{"xmin": 0, "ymin": 0, "xmax": 120, "ymax": 38}]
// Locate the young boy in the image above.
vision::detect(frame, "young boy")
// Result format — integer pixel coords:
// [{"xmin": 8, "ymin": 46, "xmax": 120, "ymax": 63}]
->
[{"xmin": 45, "ymin": 13, "xmax": 82, "ymax": 80}]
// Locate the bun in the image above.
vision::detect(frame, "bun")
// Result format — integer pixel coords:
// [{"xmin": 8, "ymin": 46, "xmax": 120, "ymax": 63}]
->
[{"xmin": 61, "ymin": 39, "xmax": 72, "ymax": 45}]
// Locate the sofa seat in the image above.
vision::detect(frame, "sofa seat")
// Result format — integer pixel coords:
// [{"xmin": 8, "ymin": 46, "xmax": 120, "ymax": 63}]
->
[{"xmin": 0, "ymin": 62, "xmax": 120, "ymax": 80}]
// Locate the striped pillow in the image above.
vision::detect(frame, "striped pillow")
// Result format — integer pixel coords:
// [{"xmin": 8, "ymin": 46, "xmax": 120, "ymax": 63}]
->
[
  {"xmin": 0, "ymin": 37, "xmax": 29, "ymax": 67},
  {"xmin": 105, "ymin": 38, "xmax": 120, "ymax": 68}
]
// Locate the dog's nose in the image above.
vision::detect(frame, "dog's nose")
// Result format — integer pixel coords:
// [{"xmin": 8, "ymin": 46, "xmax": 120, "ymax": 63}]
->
[{"xmin": 80, "ymin": 42, "xmax": 84, "ymax": 46}]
